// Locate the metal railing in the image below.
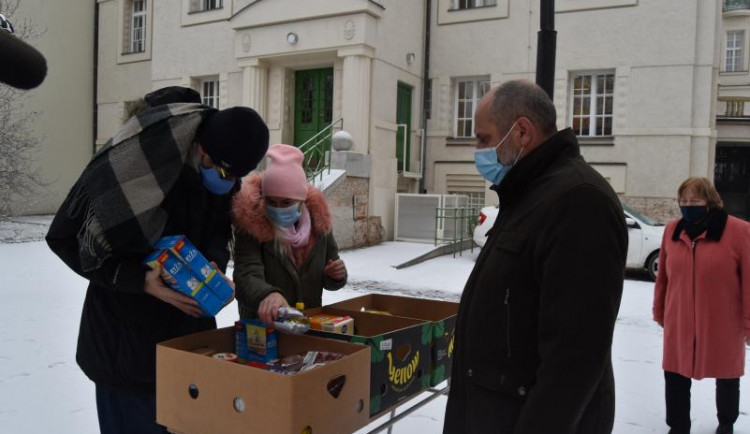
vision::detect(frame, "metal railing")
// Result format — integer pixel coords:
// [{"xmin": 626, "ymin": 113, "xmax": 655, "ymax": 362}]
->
[
  {"xmin": 434, "ymin": 206, "xmax": 479, "ymax": 257},
  {"xmin": 366, "ymin": 385, "xmax": 450, "ymax": 434},
  {"xmin": 724, "ymin": 0, "xmax": 750, "ymax": 12},
  {"xmin": 298, "ymin": 117, "xmax": 343, "ymax": 182}
]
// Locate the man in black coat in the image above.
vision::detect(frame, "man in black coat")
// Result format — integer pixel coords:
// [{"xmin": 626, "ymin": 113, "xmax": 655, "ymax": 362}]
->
[
  {"xmin": 443, "ymin": 80, "xmax": 627, "ymax": 434},
  {"xmin": 46, "ymin": 100, "xmax": 269, "ymax": 433}
]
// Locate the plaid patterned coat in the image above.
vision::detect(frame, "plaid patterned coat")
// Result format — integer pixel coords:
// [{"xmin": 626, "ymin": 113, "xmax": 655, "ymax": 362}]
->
[{"xmin": 46, "ymin": 104, "xmax": 235, "ymax": 394}]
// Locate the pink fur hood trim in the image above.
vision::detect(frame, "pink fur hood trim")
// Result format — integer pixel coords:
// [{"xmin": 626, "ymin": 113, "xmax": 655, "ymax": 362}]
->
[{"xmin": 232, "ymin": 174, "xmax": 332, "ymax": 243}]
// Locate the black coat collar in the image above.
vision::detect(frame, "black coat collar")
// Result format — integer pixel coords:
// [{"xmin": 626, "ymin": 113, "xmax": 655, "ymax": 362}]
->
[
  {"xmin": 491, "ymin": 128, "xmax": 581, "ymax": 207},
  {"xmin": 671, "ymin": 208, "xmax": 728, "ymax": 242}
]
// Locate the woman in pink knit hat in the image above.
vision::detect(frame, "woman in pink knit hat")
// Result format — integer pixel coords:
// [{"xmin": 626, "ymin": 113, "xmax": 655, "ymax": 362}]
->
[{"xmin": 231, "ymin": 144, "xmax": 347, "ymax": 323}]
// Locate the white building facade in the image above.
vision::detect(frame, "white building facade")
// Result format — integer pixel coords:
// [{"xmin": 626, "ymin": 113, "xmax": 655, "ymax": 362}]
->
[
  {"xmin": 426, "ymin": 0, "xmax": 722, "ymax": 221},
  {"xmin": 92, "ymin": 0, "xmax": 730, "ymax": 239},
  {"xmin": 716, "ymin": 0, "xmax": 750, "ymax": 219}
]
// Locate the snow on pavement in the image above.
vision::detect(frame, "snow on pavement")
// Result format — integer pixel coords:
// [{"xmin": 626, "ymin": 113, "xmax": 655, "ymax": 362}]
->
[{"xmin": 0, "ymin": 234, "xmax": 748, "ymax": 433}]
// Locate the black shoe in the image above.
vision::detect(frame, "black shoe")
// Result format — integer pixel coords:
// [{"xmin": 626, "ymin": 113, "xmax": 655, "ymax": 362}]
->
[
  {"xmin": 668, "ymin": 429, "xmax": 689, "ymax": 434},
  {"xmin": 716, "ymin": 424, "xmax": 733, "ymax": 434}
]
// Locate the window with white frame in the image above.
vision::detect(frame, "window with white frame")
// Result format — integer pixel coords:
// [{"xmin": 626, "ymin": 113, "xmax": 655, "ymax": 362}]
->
[
  {"xmin": 453, "ymin": 0, "xmax": 497, "ymax": 9},
  {"xmin": 726, "ymin": 30, "xmax": 745, "ymax": 72},
  {"xmin": 570, "ymin": 72, "xmax": 614, "ymax": 137},
  {"xmin": 190, "ymin": 0, "xmax": 223, "ymax": 13},
  {"xmin": 450, "ymin": 191, "xmax": 486, "ymax": 209},
  {"xmin": 455, "ymin": 78, "xmax": 490, "ymax": 138},
  {"xmin": 130, "ymin": 0, "xmax": 147, "ymax": 53},
  {"xmin": 447, "ymin": 173, "xmax": 486, "ymax": 209},
  {"xmin": 201, "ymin": 79, "xmax": 220, "ymax": 108}
]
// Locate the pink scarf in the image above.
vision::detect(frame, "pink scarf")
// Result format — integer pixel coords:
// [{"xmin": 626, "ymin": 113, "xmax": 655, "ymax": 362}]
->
[
  {"xmin": 278, "ymin": 207, "xmax": 311, "ymax": 248},
  {"xmin": 275, "ymin": 208, "xmax": 313, "ymax": 269}
]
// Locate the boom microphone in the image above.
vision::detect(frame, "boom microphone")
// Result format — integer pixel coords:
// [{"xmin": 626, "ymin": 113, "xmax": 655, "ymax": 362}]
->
[{"xmin": 0, "ymin": 30, "xmax": 47, "ymax": 90}]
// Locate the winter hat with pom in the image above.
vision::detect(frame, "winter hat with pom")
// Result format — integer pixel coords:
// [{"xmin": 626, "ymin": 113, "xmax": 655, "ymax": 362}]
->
[{"xmin": 261, "ymin": 144, "xmax": 308, "ymax": 201}]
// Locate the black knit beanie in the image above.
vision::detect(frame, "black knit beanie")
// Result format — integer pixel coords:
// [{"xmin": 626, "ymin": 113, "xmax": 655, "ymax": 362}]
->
[
  {"xmin": 198, "ymin": 106, "xmax": 270, "ymax": 178},
  {"xmin": 144, "ymin": 86, "xmax": 201, "ymax": 107}
]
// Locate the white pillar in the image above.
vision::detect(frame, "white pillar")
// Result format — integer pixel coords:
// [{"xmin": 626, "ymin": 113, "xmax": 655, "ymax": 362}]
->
[
  {"xmin": 339, "ymin": 47, "xmax": 374, "ymax": 154},
  {"xmin": 239, "ymin": 58, "xmax": 268, "ymax": 120}
]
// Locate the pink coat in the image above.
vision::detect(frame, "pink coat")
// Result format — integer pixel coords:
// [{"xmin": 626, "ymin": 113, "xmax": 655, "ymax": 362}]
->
[{"xmin": 653, "ymin": 212, "xmax": 750, "ymax": 379}]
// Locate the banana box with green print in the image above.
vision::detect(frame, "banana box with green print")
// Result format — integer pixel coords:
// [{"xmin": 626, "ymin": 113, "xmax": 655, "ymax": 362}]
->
[
  {"xmin": 304, "ymin": 306, "xmax": 431, "ymax": 418},
  {"xmin": 328, "ymin": 294, "xmax": 459, "ymax": 387}
]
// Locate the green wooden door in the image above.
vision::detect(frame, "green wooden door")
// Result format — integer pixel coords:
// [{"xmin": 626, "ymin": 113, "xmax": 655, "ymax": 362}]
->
[
  {"xmin": 396, "ymin": 82, "xmax": 413, "ymax": 172},
  {"xmin": 294, "ymin": 68, "xmax": 333, "ymax": 147}
]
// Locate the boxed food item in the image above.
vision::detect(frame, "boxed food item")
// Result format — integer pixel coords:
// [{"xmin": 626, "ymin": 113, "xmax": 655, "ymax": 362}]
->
[
  {"xmin": 234, "ymin": 319, "xmax": 278, "ymax": 363},
  {"xmin": 308, "ymin": 314, "xmax": 354, "ymax": 335},
  {"xmin": 328, "ymin": 294, "xmax": 459, "ymax": 387},
  {"xmin": 144, "ymin": 235, "xmax": 233, "ymax": 317},
  {"xmin": 156, "ymin": 327, "xmax": 370, "ymax": 434},
  {"xmin": 304, "ymin": 306, "xmax": 432, "ymax": 417},
  {"xmin": 144, "ymin": 249, "xmax": 224, "ymax": 316},
  {"xmin": 154, "ymin": 235, "xmax": 234, "ymax": 301}
]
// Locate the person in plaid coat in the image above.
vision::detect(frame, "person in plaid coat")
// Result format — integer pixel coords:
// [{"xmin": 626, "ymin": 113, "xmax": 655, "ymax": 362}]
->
[{"xmin": 46, "ymin": 92, "xmax": 268, "ymax": 434}]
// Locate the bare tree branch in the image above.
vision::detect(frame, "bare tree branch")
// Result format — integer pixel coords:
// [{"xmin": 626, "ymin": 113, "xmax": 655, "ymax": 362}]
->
[{"xmin": 0, "ymin": 0, "xmax": 45, "ymax": 218}]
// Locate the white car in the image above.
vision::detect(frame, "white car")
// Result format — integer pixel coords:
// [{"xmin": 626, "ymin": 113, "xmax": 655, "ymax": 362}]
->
[
  {"xmin": 472, "ymin": 206, "xmax": 498, "ymax": 249},
  {"xmin": 472, "ymin": 203, "xmax": 665, "ymax": 281},
  {"xmin": 622, "ymin": 203, "xmax": 665, "ymax": 281}
]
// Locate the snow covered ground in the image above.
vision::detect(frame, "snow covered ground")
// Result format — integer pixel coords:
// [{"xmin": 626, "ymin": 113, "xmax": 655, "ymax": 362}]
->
[{"xmin": 0, "ymin": 218, "xmax": 748, "ymax": 433}]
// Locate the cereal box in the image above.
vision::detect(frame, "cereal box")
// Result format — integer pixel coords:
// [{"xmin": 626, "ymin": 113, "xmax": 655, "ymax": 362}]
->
[{"xmin": 235, "ymin": 319, "xmax": 279, "ymax": 363}]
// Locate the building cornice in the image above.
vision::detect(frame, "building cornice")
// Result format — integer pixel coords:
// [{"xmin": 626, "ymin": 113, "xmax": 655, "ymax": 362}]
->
[{"xmin": 231, "ymin": 0, "xmax": 382, "ymax": 30}]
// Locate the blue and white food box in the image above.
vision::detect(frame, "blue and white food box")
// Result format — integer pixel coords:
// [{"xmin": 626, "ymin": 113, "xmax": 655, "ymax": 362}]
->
[
  {"xmin": 154, "ymin": 235, "xmax": 234, "ymax": 302},
  {"xmin": 145, "ymin": 249, "xmax": 224, "ymax": 316}
]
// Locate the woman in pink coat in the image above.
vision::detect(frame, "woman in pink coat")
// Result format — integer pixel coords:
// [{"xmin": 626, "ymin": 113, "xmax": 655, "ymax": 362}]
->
[{"xmin": 653, "ymin": 177, "xmax": 750, "ymax": 434}]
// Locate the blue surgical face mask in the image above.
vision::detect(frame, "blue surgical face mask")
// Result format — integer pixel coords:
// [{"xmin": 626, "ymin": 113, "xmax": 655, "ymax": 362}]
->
[
  {"xmin": 680, "ymin": 205, "xmax": 709, "ymax": 224},
  {"xmin": 474, "ymin": 148, "xmax": 511, "ymax": 185},
  {"xmin": 266, "ymin": 202, "xmax": 302, "ymax": 228},
  {"xmin": 200, "ymin": 165, "xmax": 236, "ymax": 195},
  {"xmin": 474, "ymin": 120, "xmax": 521, "ymax": 185}
]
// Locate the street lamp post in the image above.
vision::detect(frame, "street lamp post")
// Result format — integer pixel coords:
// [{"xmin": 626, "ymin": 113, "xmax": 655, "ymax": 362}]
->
[{"xmin": 536, "ymin": 0, "xmax": 557, "ymax": 101}]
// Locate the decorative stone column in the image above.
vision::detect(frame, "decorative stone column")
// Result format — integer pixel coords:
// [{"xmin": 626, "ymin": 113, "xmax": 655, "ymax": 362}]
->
[
  {"xmin": 338, "ymin": 46, "xmax": 374, "ymax": 154},
  {"xmin": 238, "ymin": 58, "xmax": 268, "ymax": 120}
]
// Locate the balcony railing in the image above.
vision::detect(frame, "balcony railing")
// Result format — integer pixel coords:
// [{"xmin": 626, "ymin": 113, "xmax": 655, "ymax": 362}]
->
[
  {"xmin": 717, "ymin": 97, "xmax": 750, "ymax": 118},
  {"xmin": 724, "ymin": 0, "xmax": 750, "ymax": 12}
]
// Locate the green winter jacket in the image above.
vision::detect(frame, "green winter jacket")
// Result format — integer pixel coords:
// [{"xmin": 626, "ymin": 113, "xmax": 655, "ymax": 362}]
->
[{"xmin": 231, "ymin": 175, "xmax": 346, "ymax": 319}]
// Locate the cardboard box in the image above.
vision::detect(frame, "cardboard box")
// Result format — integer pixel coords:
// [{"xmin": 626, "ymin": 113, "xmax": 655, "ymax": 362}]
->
[
  {"xmin": 154, "ymin": 235, "xmax": 234, "ymax": 301},
  {"xmin": 328, "ymin": 294, "xmax": 459, "ymax": 387},
  {"xmin": 145, "ymin": 249, "xmax": 224, "ymax": 316},
  {"xmin": 157, "ymin": 327, "xmax": 370, "ymax": 434},
  {"xmin": 304, "ymin": 307, "xmax": 432, "ymax": 417}
]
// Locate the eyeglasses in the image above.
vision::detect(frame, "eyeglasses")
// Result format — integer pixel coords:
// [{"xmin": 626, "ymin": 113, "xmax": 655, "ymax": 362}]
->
[
  {"xmin": 214, "ymin": 165, "xmax": 236, "ymax": 181},
  {"xmin": 202, "ymin": 154, "xmax": 236, "ymax": 180}
]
